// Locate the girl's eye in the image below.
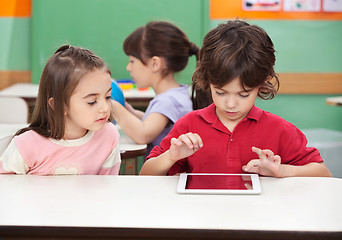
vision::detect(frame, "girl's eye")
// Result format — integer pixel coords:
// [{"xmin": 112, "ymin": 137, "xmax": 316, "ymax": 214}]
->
[
  {"xmin": 239, "ymin": 94, "xmax": 250, "ymax": 98},
  {"xmin": 88, "ymin": 101, "xmax": 96, "ymax": 105},
  {"xmin": 106, "ymin": 96, "xmax": 111, "ymax": 100}
]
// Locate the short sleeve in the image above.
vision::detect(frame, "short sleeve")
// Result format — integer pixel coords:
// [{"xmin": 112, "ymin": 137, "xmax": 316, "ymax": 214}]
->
[
  {"xmin": 0, "ymin": 137, "xmax": 28, "ymax": 174},
  {"xmin": 99, "ymin": 144, "xmax": 121, "ymax": 175}
]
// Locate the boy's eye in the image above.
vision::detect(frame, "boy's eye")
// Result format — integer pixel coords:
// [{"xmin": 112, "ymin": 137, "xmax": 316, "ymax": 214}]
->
[
  {"xmin": 88, "ymin": 101, "xmax": 96, "ymax": 105},
  {"xmin": 106, "ymin": 96, "xmax": 111, "ymax": 100},
  {"xmin": 215, "ymin": 91, "xmax": 225, "ymax": 96},
  {"xmin": 239, "ymin": 94, "xmax": 250, "ymax": 98}
]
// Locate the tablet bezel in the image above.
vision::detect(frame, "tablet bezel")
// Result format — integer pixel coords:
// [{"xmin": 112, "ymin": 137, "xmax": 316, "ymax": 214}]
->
[{"xmin": 177, "ymin": 173, "xmax": 261, "ymax": 194}]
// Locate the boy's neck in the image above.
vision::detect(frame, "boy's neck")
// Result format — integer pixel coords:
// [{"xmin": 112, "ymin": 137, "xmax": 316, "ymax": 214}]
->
[{"xmin": 216, "ymin": 109, "xmax": 247, "ymax": 133}]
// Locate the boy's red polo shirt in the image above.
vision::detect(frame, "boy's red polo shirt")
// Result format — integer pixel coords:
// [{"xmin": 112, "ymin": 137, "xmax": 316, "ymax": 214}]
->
[{"xmin": 147, "ymin": 104, "xmax": 323, "ymax": 175}]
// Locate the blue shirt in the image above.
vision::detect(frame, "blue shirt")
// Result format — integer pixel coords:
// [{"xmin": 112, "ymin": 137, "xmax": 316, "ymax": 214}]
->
[{"xmin": 143, "ymin": 84, "xmax": 192, "ymax": 156}]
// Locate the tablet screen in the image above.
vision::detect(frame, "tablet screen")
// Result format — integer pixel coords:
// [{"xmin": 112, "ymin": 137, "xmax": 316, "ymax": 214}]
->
[
  {"xmin": 185, "ymin": 174, "xmax": 252, "ymax": 190},
  {"xmin": 177, "ymin": 173, "xmax": 261, "ymax": 194}
]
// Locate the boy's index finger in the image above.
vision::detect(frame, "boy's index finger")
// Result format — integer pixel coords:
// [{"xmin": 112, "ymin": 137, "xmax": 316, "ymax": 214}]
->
[
  {"xmin": 178, "ymin": 134, "xmax": 194, "ymax": 149},
  {"xmin": 252, "ymin": 146, "xmax": 262, "ymax": 155},
  {"xmin": 252, "ymin": 146, "xmax": 267, "ymax": 161}
]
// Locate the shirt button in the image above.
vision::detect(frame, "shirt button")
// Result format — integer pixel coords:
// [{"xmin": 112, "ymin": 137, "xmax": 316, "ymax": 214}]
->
[{"xmin": 231, "ymin": 138, "xmax": 235, "ymax": 142}]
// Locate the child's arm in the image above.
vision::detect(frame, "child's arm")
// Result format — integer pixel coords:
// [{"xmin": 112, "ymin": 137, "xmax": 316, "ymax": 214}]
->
[
  {"xmin": 242, "ymin": 147, "xmax": 332, "ymax": 177},
  {"xmin": 124, "ymin": 101, "xmax": 144, "ymax": 120},
  {"xmin": 0, "ymin": 138, "xmax": 28, "ymax": 174},
  {"xmin": 98, "ymin": 144, "xmax": 121, "ymax": 175},
  {"xmin": 139, "ymin": 133, "xmax": 203, "ymax": 175},
  {"xmin": 112, "ymin": 100, "xmax": 169, "ymax": 144}
]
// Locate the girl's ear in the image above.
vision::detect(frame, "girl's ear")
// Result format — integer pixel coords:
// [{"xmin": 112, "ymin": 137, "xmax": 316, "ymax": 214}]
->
[
  {"xmin": 149, "ymin": 56, "xmax": 162, "ymax": 72},
  {"xmin": 48, "ymin": 97, "xmax": 54, "ymax": 111}
]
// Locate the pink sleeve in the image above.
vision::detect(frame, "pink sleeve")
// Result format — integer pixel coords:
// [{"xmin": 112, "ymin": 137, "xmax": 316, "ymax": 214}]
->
[{"xmin": 98, "ymin": 133, "xmax": 121, "ymax": 175}]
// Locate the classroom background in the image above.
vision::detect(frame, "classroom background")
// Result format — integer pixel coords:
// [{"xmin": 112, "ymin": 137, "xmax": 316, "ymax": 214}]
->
[{"xmin": 1, "ymin": 0, "xmax": 342, "ymax": 171}]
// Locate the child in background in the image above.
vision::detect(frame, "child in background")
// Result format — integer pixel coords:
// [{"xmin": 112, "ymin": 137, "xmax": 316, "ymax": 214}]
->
[
  {"xmin": 0, "ymin": 45, "xmax": 121, "ymax": 175},
  {"xmin": 140, "ymin": 20, "xmax": 332, "ymax": 177},
  {"xmin": 111, "ymin": 21, "xmax": 199, "ymax": 156}
]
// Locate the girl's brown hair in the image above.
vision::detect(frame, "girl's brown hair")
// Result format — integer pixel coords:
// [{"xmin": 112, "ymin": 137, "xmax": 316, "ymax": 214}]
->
[
  {"xmin": 16, "ymin": 45, "xmax": 111, "ymax": 139},
  {"xmin": 123, "ymin": 21, "xmax": 199, "ymax": 77},
  {"xmin": 192, "ymin": 20, "xmax": 279, "ymax": 108}
]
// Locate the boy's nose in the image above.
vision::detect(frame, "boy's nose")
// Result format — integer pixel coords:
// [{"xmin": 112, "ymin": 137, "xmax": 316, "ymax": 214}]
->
[{"xmin": 225, "ymin": 96, "xmax": 237, "ymax": 109}]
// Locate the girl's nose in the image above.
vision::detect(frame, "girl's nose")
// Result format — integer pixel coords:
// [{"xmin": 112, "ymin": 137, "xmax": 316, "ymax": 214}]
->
[
  {"xmin": 126, "ymin": 63, "xmax": 131, "ymax": 72},
  {"xmin": 99, "ymin": 99, "xmax": 110, "ymax": 113}
]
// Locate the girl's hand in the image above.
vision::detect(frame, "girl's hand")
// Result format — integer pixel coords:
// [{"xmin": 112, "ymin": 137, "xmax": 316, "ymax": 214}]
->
[
  {"xmin": 169, "ymin": 133, "xmax": 203, "ymax": 162},
  {"xmin": 242, "ymin": 147, "xmax": 283, "ymax": 177},
  {"xmin": 124, "ymin": 101, "xmax": 135, "ymax": 113}
]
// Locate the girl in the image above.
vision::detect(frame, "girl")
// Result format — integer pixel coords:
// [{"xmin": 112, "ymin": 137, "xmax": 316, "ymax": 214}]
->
[
  {"xmin": 111, "ymin": 21, "xmax": 199, "ymax": 157},
  {"xmin": 139, "ymin": 20, "xmax": 332, "ymax": 178},
  {"xmin": 0, "ymin": 45, "xmax": 121, "ymax": 175}
]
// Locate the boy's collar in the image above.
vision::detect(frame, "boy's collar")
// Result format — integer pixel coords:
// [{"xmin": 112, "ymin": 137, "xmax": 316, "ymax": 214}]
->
[
  {"xmin": 247, "ymin": 105, "xmax": 262, "ymax": 121},
  {"xmin": 197, "ymin": 103, "xmax": 216, "ymax": 124},
  {"xmin": 197, "ymin": 103, "xmax": 263, "ymax": 124}
]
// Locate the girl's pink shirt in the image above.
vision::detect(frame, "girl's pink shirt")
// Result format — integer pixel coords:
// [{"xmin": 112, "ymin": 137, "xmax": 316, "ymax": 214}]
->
[{"xmin": 13, "ymin": 122, "xmax": 120, "ymax": 175}]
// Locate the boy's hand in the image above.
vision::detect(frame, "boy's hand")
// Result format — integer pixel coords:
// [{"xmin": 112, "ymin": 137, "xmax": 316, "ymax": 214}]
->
[
  {"xmin": 242, "ymin": 147, "xmax": 283, "ymax": 177},
  {"xmin": 169, "ymin": 133, "xmax": 203, "ymax": 162}
]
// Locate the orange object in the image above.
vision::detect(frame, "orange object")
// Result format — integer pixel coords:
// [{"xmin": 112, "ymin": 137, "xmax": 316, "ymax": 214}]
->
[
  {"xmin": 210, "ymin": 0, "xmax": 342, "ymax": 20},
  {"xmin": 138, "ymin": 87, "xmax": 149, "ymax": 91},
  {"xmin": 0, "ymin": 0, "xmax": 31, "ymax": 17}
]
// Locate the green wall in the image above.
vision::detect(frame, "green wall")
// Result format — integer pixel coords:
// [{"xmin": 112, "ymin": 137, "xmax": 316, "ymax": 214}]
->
[
  {"xmin": 0, "ymin": 18, "xmax": 30, "ymax": 70},
  {"xmin": 255, "ymin": 20, "xmax": 342, "ymax": 132},
  {"xmin": 211, "ymin": 20, "xmax": 342, "ymax": 72},
  {"xmin": 28, "ymin": 0, "xmax": 342, "ymax": 132},
  {"xmin": 32, "ymin": 0, "xmax": 209, "ymax": 85},
  {"xmin": 255, "ymin": 95, "xmax": 342, "ymax": 131},
  {"xmin": 210, "ymin": 20, "xmax": 342, "ymax": 132}
]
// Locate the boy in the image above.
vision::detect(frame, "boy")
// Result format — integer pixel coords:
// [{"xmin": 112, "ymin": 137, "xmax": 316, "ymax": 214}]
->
[{"xmin": 139, "ymin": 20, "xmax": 332, "ymax": 178}]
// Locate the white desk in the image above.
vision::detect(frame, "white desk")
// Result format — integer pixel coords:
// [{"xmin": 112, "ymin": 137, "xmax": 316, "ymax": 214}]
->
[
  {"xmin": 0, "ymin": 82, "xmax": 154, "ymax": 104},
  {"xmin": 0, "ymin": 83, "xmax": 39, "ymax": 100},
  {"xmin": 0, "ymin": 83, "xmax": 154, "ymax": 118},
  {"xmin": 0, "ymin": 175, "xmax": 341, "ymax": 239},
  {"xmin": 326, "ymin": 96, "xmax": 342, "ymax": 106},
  {"xmin": 0, "ymin": 123, "xmax": 28, "ymax": 139},
  {"xmin": 116, "ymin": 127, "xmax": 146, "ymax": 164},
  {"xmin": 122, "ymin": 87, "xmax": 155, "ymax": 100}
]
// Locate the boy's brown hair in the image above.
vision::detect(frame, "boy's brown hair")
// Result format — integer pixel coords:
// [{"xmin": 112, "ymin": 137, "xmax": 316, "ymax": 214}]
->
[{"xmin": 192, "ymin": 20, "xmax": 279, "ymax": 108}]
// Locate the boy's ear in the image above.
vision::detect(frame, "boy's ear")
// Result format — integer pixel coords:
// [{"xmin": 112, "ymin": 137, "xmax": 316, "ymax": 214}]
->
[{"xmin": 48, "ymin": 97, "xmax": 54, "ymax": 110}]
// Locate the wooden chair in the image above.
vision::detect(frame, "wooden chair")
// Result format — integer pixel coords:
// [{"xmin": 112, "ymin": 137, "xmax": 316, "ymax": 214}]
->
[{"xmin": 0, "ymin": 97, "xmax": 29, "ymax": 123}]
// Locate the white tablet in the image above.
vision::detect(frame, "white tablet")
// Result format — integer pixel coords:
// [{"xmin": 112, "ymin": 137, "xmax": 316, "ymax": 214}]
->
[{"xmin": 177, "ymin": 173, "xmax": 261, "ymax": 194}]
